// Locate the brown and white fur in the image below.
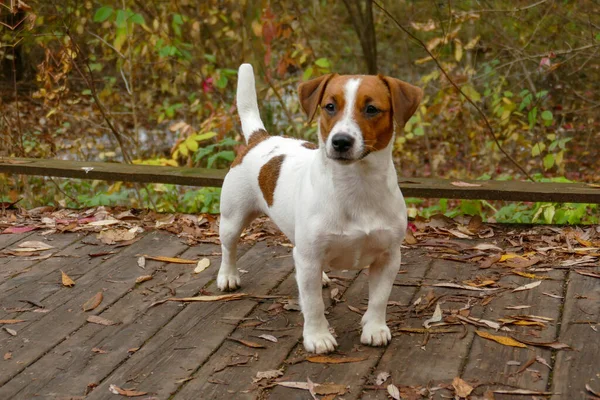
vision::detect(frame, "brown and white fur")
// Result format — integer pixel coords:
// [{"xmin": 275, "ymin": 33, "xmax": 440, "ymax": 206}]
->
[{"xmin": 218, "ymin": 64, "xmax": 423, "ymax": 354}]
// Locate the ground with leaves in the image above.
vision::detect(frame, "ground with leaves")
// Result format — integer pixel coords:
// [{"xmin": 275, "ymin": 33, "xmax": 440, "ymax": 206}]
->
[{"xmin": 0, "ymin": 207, "xmax": 599, "ymax": 399}]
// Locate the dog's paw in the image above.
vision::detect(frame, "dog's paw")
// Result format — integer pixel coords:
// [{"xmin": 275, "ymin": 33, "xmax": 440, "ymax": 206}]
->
[
  {"xmin": 217, "ymin": 272, "xmax": 240, "ymax": 291},
  {"xmin": 361, "ymin": 322, "xmax": 391, "ymax": 347},
  {"xmin": 303, "ymin": 331, "xmax": 338, "ymax": 354},
  {"xmin": 321, "ymin": 272, "xmax": 331, "ymax": 288}
]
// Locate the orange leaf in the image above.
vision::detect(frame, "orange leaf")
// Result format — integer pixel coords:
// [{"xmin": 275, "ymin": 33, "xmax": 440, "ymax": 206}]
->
[
  {"xmin": 0, "ymin": 320, "xmax": 26, "ymax": 324},
  {"xmin": 82, "ymin": 292, "xmax": 103, "ymax": 312},
  {"xmin": 475, "ymin": 330, "xmax": 527, "ymax": 348},
  {"xmin": 226, "ymin": 337, "xmax": 265, "ymax": 348},
  {"xmin": 109, "ymin": 384, "xmax": 147, "ymax": 397},
  {"xmin": 306, "ymin": 355, "xmax": 368, "ymax": 364},
  {"xmin": 142, "ymin": 255, "xmax": 196, "ymax": 264},
  {"xmin": 61, "ymin": 270, "xmax": 75, "ymax": 287}
]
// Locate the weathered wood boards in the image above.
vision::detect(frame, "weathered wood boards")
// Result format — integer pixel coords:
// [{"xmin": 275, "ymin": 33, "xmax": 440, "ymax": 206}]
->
[{"xmin": 2, "ymin": 157, "xmax": 599, "ymax": 203}]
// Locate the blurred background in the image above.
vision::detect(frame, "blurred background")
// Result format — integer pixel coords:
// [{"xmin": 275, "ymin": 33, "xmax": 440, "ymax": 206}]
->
[{"xmin": 1, "ymin": 0, "xmax": 599, "ymax": 222}]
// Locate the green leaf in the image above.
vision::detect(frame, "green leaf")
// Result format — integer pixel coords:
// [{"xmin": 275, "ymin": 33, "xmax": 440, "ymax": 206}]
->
[
  {"xmin": 528, "ymin": 107, "xmax": 537, "ymax": 129},
  {"xmin": 216, "ymin": 75, "xmax": 228, "ymax": 89},
  {"xmin": 543, "ymin": 205, "xmax": 555, "ymax": 224},
  {"xmin": 185, "ymin": 137, "xmax": 199, "ymax": 152},
  {"xmin": 203, "ymin": 53, "xmax": 216, "ymax": 63},
  {"xmin": 314, "ymin": 58, "xmax": 330, "ymax": 68},
  {"xmin": 543, "ymin": 153, "xmax": 555, "ymax": 170},
  {"xmin": 194, "ymin": 132, "xmax": 217, "ymax": 142},
  {"xmin": 531, "ymin": 142, "xmax": 545, "ymax": 157},
  {"xmin": 94, "ymin": 6, "xmax": 113, "ymax": 22},
  {"xmin": 413, "ymin": 126, "xmax": 425, "ymax": 136},
  {"xmin": 115, "ymin": 9, "xmax": 127, "ymax": 28},
  {"xmin": 541, "ymin": 110, "xmax": 553, "ymax": 121},
  {"xmin": 173, "ymin": 13, "xmax": 183, "ymax": 25},
  {"xmin": 130, "ymin": 13, "xmax": 145, "ymax": 25},
  {"xmin": 303, "ymin": 67, "xmax": 313, "ymax": 81}
]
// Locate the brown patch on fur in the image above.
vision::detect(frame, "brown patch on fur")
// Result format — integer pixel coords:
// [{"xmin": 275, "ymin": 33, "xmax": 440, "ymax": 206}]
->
[
  {"xmin": 301, "ymin": 141, "xmax": 318, "ymax": 150},
  {"xmin": 317, "ymin": 75, "xmax": 353, "ymax": 144},
  {"xmin": 230, "ymin": 129, "xmax": 270, "ymax": 168},
  {"xmin": 353, "ymin": 76, "xmax": 395, "ymax": 151},
  {"xmin": 258, "ymin": 154, "xmax": 285, "ymax": 207},
  {"xmin": 378, "ymin": 75, "xmax": 424, "ymax": 128}
]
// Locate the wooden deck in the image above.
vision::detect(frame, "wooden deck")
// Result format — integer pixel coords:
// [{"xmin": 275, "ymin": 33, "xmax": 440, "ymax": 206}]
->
[{"xmin": 0, "ymin": 227, "xmax": 598, "ymax": 399}]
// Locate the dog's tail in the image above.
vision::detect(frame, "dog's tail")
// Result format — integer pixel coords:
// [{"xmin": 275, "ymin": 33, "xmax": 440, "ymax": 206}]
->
[{"xmin": 237, "ymin": 63, "xmax": 266, "ymax": 143}]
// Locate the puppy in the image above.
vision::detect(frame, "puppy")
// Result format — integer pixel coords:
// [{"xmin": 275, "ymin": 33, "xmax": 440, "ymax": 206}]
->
[{"xmin": 218, "ymin": 64, "xmax": 423, "ymax": 354}]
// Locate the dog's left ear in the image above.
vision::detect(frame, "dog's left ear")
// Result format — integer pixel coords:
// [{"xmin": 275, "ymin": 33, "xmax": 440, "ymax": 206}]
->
[
  {"xmin": 379, "ymin": 76, "xmax": 424, "ymax": 127},
  {"xmin": 298, "ymin": 74, "xmax": 335, "ymax": 123}
]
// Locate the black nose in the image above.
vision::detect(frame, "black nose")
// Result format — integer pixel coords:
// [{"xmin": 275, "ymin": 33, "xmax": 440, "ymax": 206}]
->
[{"xmin": 331, "ymin": 133, "xmax": 355, "ymax": 152}]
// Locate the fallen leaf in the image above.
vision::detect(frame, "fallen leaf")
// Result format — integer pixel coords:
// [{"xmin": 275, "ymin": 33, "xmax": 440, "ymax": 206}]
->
[
  {"xmin": 108, "ymin": 384, "xmax": 148, "ymax": 397},
  {"xmin": 128, "ymin": 347, "xmax": 140, "ymax": 353},
  {"xmin": 92, "ymin": 348, "xmax": 108, "ymax": 354},
  {"xmin": 423, "ymin": 302, "xmax": 443, "ymax": 328},
  {"xmin": 404, "ymin": 229, "xmax": 417, "ymax": 244},
  {"xmin": 479, "ymin": 254, "xmax": 502, "ymax": 269},
  {"xmin": 2, "ymin": 226, "xmax": 37, "ymax": 234},
  {"xmin": 575, "ymin": 269, "xmax": 600, "ymax": 279},
  {"xmin": 0, "ymin": 320, "xmax": 25, "ymax": 324},
  {"xmin": 512, "ymin": 280, "xmax": 542, "ymax": 292},
  {"xmin": 475, "ymin": 330, "xmax": 527, "ymax": 348},
  {"xmin": 89, "ymin": 251, "xmax": 116, "ymax": 258},
  {"xmin": 432, "ymin": 283, "xmax": 499, "ymax": 291},
  {"xmin": 97, "ymin": 228, "xmax": 136, "ymax": 245},
  {"xmin": 512, "ymin": 271, "xmax": 549, "ymax": 280},
  {"xmin": 226, "ymin": 337, "xmax": 265, "ymax": 348},
  {"xmin": 4, "ymin": 352, "xmax": 12, "ymax": 360},
  {"xmin": 586, "ymin": 383, "xmax": 600, "ymax": 397},
  {"xmin": 258, "ymin": 334, "xmax": 278, "ymax": 343},
  {"xmin": 168, "ymin": 294, "xmax": 246, "ymax": 302},
  {"xmin": 86, "ymin": 219, "xmax": 119, "ymax": 227},
  {"xmin": 347, "ymin": 305, "xmax": 363, "ymax": 314},
  {"xmin": 511, "ymin": 337, "xmax": 571, "ymax": 350},
  {"xmin": 587, "ymin": 183, "xmax": 600, "ymax": 188},
  {"xmin": 396, "ymin": 327, "xmax": 458, "ymax": 334},
  {"xmin": 143, "ymin": 255, "xmax": 196, "ymax": 264},
  {"xmin": 536, "ymin": 355, "xmax": 552, "ymax": 369},
  {"xmin": 253, "ymin": 369, "xmax": 284, "ymax": 382},
  {"xmin": 135, "ymin": 275, "xmax": 153, "ymax": 284},
  {"xmin": 306, "ymin": 355, "xmax": 368, "ymax": 364},
  {"xmin": 82, "ymin": 292, "xmax": 103, "ymax": 312},
  {"xmin": 375, "ymin": 371, "xmax": 390, "ymax": 385},
  {"xmin": 61, "ymin": 270, "xmax": 75, "ymax": 287},
  {"xmin": 18, "ymin": 240, "xmax": 54, "ymax": 250},
  {"xmin": 4, "ymin": 327, "xmax": 17, "ymax": 336},
  {"xmin": 493, "ymin": 389, "xmax": 552, "ymax": 395},
  {"xmin": 194, "ymin": 258, "xmax": 211, "ymax": 273},
  {"xmin": 451, "ymin": 181, "xmax": 481, "ymax": 187},
  {"xmin": 137, "ymin": 256, "xmax": 145, "ymax": 269},
  {"xmin": 87, "ymin": 315, "xmax": 117, "ymax": 326},
  {"xmin": 452, "ymin": 376, "xmax": 473, "ymax": 398},
  {"xmin": 330, "ymin": 287, "xmax": 340, "ymax": 299},
  {"xmin": 387, "ymin": 383, "xmax": 401, "ymax": 400},
  {"xmin": 472, "ymin": 243, "xmax": 502, "ymax": 252},
  {"xmin": 505, "ymin": 305, "xmax": 532, "ymax": 310},
  {"xmin": 542, "ymin": 292, "xmax": 563, "ymax": 299}
]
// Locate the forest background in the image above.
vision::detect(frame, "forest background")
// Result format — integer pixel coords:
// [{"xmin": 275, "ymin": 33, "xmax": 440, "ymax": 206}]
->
[{"xmin": 1, "ymin": 0, "xmax": 599, "ymax": 224}]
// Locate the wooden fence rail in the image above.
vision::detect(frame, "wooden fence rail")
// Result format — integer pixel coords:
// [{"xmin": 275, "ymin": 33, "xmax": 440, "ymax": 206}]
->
[{"xmin": 1, "ymin": 157, "xmax": 599, "ymax": 203}]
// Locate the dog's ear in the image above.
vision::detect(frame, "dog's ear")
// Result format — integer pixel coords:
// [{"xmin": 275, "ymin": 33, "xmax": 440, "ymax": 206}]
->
[
  {"xmin": 379, "ymin": 76, "xmax": 424, "ymax": 127},
  {"xmin": 298, "ymin": 74, "xmax": 335, "ymax": 123}
]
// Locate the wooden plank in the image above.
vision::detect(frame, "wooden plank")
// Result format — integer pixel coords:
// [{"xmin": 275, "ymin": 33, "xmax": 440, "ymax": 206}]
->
[
  {"xmin": 2, "ymin": 157, "xmax": 600, "ymax": 203},
  {"xmin": 82, "ymin": 241, "xmax": 295, "ymax": 400},
  {"xmin": 265, "ymin": 250, "xmax": 431, "ymax": 400},
  {"xmin": 462, "ymin": 269, "xmax": 566, "ymax": 398},
  {"xmin": 0, "ymin": 242, "xmax": 249, "ymax": 399},
  {"xmin": 172, "ymin": 265, "xmax": 361, "ymax": 399},
  {"xmin": 362, "ymin": 257, "xmax": 488, "ymax": 400},
  {"xmin": 0, "ymin": 231, "xmax": 189, "ymax": 387},
  {"xmin": 551, "ymin": 269, "xmax": 600, "ymax": 400},
  {"xmin": 0, "ymin": 157, "xmax": 227, "ymax": 188},
  {"xmin": 0, "ymin": 231, "xmax": 37, "ymax": 250}
]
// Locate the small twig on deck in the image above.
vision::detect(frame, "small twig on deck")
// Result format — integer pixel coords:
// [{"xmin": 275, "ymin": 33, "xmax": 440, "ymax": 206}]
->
[{"xmin": 373, "ymin": 1, "xmax": 534, "ymax": 182}]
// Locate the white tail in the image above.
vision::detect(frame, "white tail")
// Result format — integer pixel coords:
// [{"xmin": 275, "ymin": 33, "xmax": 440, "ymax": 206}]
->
[{"xmin": 236, "ymin": 64, "xmax": 266, "ymax": 143}]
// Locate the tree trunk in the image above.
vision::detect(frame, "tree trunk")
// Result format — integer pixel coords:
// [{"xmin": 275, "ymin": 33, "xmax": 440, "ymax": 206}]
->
[{"xmin": 342, "ymin": 0, "xmax": 378, "ymax": 74}]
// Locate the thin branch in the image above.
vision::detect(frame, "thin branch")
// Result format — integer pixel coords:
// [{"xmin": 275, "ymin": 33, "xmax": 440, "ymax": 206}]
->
[
  {"xmin": 458, "ymin": 0, "xmax": 549, "ymax": 14},
  {"xmin": 372, "ymin": 1, "xmax": 534, "ymax": 181}
]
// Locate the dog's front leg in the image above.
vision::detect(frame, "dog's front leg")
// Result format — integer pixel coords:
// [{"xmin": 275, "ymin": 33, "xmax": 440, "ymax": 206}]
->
[
  {"xmin": 294, "ymin": 247, "xmax": 337, "ymax": 354},
  {"xmin": 361, "ymin": 248, "xmax": 401, "ymax": 346}
]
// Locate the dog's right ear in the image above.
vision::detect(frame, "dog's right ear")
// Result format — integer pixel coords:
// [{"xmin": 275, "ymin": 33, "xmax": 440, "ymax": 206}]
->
[{"xmin": 298, "ymin": 74, "xmax": 335, "ymax": 123}]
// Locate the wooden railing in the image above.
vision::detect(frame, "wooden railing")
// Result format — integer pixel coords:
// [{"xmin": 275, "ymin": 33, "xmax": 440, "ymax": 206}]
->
[{"xmin": 1, "ymin": 157, "xmax": 599, "ymax": 203}]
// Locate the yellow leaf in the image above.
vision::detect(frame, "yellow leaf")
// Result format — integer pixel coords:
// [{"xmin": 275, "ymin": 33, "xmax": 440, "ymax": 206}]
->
[
  {"xmin": 61, "ymin": 270, "xmax": 75, "ymax": 287},
  {"xmin": 499, "ymin": 253, "xmax": 522, "ymax": 262},
  {"xmin": 475, "ymin": 330, "xmax": 527, "ymax": 348},
  {"xmin": 143, "ymin": 255, "xmax": 197, "ymax": 264},
  {"xmin": 0, "ymin": 320, "xmax": 26, "ymax": 324},
  {"xmin": 306, "ymin": 355, "xmax": 368, "ymax": 364},
  {"xmin": 454, "ymin": 39, "xmax": 463, "ymax": 62},
  {"xmin": 415, "ymin": 56, "xmax": 433, "ymax": 65},
  {"xmin": 512, "ymin": 271, "xmax": 549, "ymax": 280}
]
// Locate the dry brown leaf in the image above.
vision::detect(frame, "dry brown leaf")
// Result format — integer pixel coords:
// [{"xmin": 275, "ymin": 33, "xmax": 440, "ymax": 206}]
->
[
  {"xmin": 92, "ymin": 347, "xmax": 108, "ymax": 354},
  {"xmin": 143, "ymin": 255, "xmax": 196, "ymax": 264},
  {"xmin": 87, "ymin": 315, "xmax": 117, "ymax": 326},
  {"xmin": 253, "ymin": 369, "xmax": 284, "ymax": 382},
  {"xmin": 227, "ymin": 337, "xmax": 266, "ymax": 348},
  {"xmin": 575, "ymin": 269, "xmax": 600, "ymax": 279},
  {"xmin": 512, "ymin": 280, "xmax": 542, "ymax": 292},
  {"xmin": 306, "ymin": 355, "xmax": 368, "ymax": 364},
  {"xmin": 258, "ymin": 334, "xmax": 278, "ymax": 343},
  {"xmin": 423, "ymin": 302, "xmax": 443, "ymax": 328},
  {"xmin": 493, "ymin": 389, "xmax": 552, "ymax": 395},
  {"xmin": 511, "ymin": 271, "xmax": 549, "ymax": 280},
  {"xmin": 167, "ymin": 293, "xmax": 246, "ymax": 302},
  {"xmin": 137, "ymin": 256, "xmax": 145, "ymax": 269},
  {"xmin": 4, "ymin": 327, "xmax": 17, "ymax": 336},
  {"xmin": 347, "ymin": 305, "xmax": 363, "ymax": 314},
  {"xmin": 387, "ymin": 383, "xmax": 401, "ymax": 400},
  {"xmin": 135, "ymin": 275, "xmax": 153, "ymax": 284},
  {"xmin": 17, "ymin": 240, "xmax": 54, "ymax": 251},
  {"xmin": 479, "ymin": 254, "xmax": 502, "ymax": 269},
  {"xmin": 97, "ymin": 228, "xmax": 136, "ymax": 245},
  {"xmin": 452, "ymin": 376, "xmax": 473, "ymax": 398},
  {"xmin": 432, "ymin": 283, "xmax": 499, "ymax": 292},
  {"xmin": 396, "ymin": 327, "xmax": 458, "ymax": 334},
  {"xmin": 511, "ymin": 337, "xmax": 571, "ymax": 350},
  {"xmin": 451, "ymin": 181, "xmax": 482, "ymax": 187},
  {"xmin": 61, "ymin": 270, "xmax": 75, "ymax": 287},
  {"xmin": 0, "ymin": 319, "xmax": 25, "ymax": 324},
  {"xmin": 404, "ymin": 229, "xmax": 417, "ymax": 244},
  {"xmin": 586, "ymin": 383, "xmax": 600, "ymax": 397},
  {"xmin": 128, "ymin": 347, "xmax": 140, "ymax": 353},
  {"xmin": 4, "ymin": 352, "xmax": 12, "ymax": 360},
  {"xmin": 375, "ymin": 371, "xmax": 390, "ymax": 385},
  {"xmin": 108, "ymin": 384, "xmax": 148, "ymax": 397},
  {"xmin": 82, "ymin": 292, "xmax": 103, "ymax": 312},
  {"xmin": 475, "ymin": 330, "xmax": 527, "ymax": 348},
  {"xmin": 194, "ymin": 258, "xmax": 211, "ymax": 273}
]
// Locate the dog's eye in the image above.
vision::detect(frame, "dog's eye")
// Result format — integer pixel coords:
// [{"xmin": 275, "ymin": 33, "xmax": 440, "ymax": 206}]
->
[
  {"xmin": 365, "ymin": 105, "xmax": 379, "ymax": 116},
  {"xmin": 324, "ymin": 103, "xmax": 336, "ymax": 114}
]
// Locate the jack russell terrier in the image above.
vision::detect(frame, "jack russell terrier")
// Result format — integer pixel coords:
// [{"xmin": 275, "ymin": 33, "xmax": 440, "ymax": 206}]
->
[{"xmin": 218, "ymin": 64, "xmax": 423, "ymax": 354}]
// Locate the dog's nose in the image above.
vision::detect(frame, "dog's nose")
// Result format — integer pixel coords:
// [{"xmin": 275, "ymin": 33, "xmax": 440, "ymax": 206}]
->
[{"xmin": 331, "ymin": 134, "xmax": 355, "ymax": 152}]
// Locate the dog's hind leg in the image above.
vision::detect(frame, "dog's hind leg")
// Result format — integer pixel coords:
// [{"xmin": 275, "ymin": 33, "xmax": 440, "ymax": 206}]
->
[{"xmin": 217, "ymin": 178, "xmax": 257, "ymax": 291}]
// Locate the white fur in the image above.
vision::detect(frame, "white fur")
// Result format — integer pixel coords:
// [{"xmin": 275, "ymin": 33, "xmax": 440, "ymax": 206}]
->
[
  {"xmin": 236, "ymin": 64, "xmax": 265, "ymax": 140},
  {"xmin": 219, "ymin": 64, "xmax": 407, "ymax": 354},
  {"xmin": 325, "ymin": 78, "xmax": 364, "ymax": 160}
]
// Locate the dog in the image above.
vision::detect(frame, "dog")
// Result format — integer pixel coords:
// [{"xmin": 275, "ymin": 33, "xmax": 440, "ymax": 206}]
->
[{"xmin": 217, "ymin": 64, "xmax": 423, "ymax": 354}]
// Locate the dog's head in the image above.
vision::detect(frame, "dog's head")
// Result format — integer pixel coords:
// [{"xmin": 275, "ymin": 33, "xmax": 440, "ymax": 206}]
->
[{"xmin": 299, "ymin": 74, "xmax": 423, "ymax": 163}]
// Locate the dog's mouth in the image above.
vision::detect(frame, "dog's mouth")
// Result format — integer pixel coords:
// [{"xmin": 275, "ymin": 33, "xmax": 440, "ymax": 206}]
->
[{"xmin": 327, "ymin": 149, "xmax": 371, "ymax": 164}]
